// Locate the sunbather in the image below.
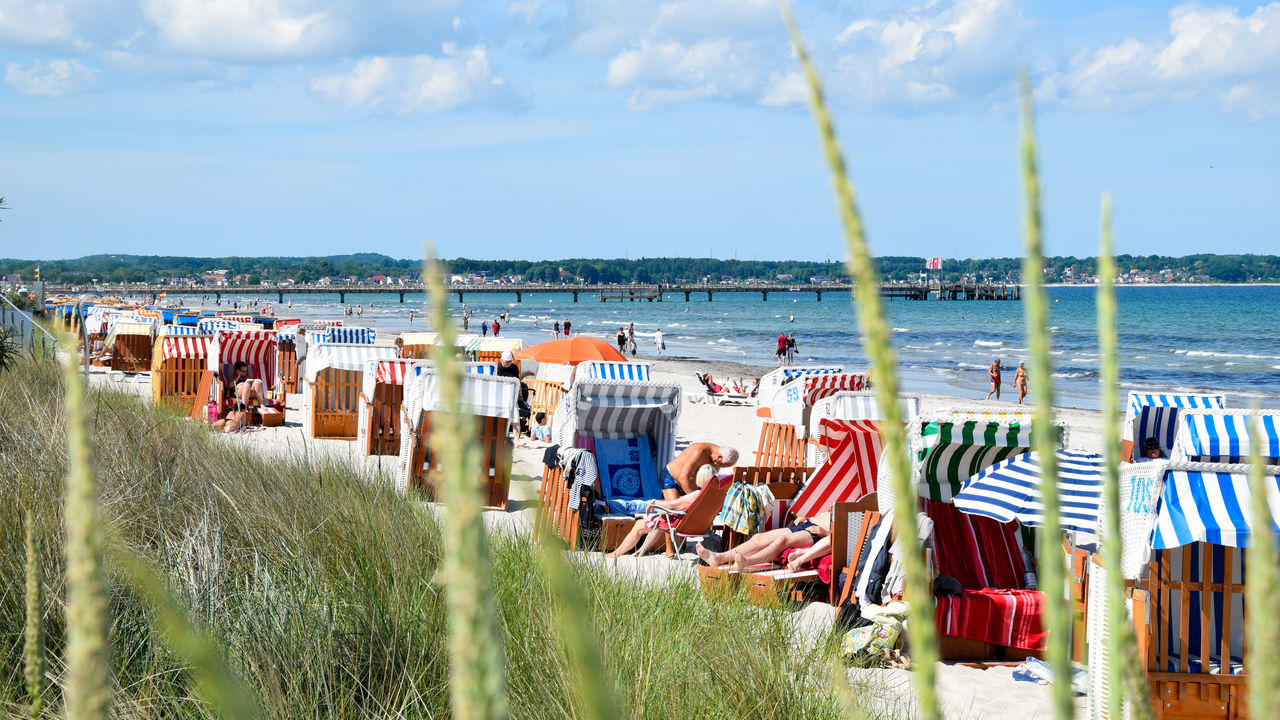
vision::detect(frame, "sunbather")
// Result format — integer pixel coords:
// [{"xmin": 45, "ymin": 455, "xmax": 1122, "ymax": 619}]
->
[
  {"xmin": 607, "ymin": 465, "xmax": 715, "ymax": 558},
  {"xmin": 661, "ymin": 442, "xmax": 738, "ymax": 498},
  {"xmin": 228, "ymin": 361, "xmax": 264, "ymax": 410},
  {"xmin": 697, "ymin": 511, "xmax": 831, "ymax": 572}
]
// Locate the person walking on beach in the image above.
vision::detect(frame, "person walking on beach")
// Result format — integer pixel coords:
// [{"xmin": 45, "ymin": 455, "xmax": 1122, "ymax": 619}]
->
[
  {"xmin": 481, "ymin": 320, "xmax": 488, "ymax": 337},
  {"xmin": 786, "ymin": 333, "xmax": 798, "ymax": 365},
  {"xmin": 357, "ymin": 304, "xmax": 363, "ymax": 317},
  {"xmin": 776, "ymin": 332, "xmax": 787, "ymax": 366},
  {"xmin": 985, "ymin": 357, "xmax": 1002, "ymax": 400},
  {"xmin": 492, "ymin": 319, "xmax": 500, "ymax": 336},
  {"xmin": 654, "ymin": 327, "xmax": 664, "ymax": 356},
  {"xmin": 616, "ymin": 327, "xmax": 627, "ymax": 354},
  {"xmin": 553, "ymin": 319, "xmax": 561, "ymax": 338},
  {"xmin": 463, "ymin": 314, "xmax": 469, "ymax": 331},
  {"xmin": 563, "ymin": 318, "xmax": 571, "ymax": 337},
  {"xmin": 1015, "ymin": 361, "xmax": 1028, "ymax": 404}
]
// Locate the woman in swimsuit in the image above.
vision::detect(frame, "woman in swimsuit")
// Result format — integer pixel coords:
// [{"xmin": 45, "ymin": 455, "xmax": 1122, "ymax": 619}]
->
[{"xmin": 697, "ymin": 511, "xmax": 832, "ymax": 572}]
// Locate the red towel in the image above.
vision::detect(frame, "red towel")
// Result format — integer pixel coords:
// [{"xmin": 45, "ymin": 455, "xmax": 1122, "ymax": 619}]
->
[
  {"xmin": 778, "ymin": 549, "xmax": 833, "ymax": 583},
  {"xmin": 936, "ymin": 588, "xmax": 1047, "ymax": 651}
]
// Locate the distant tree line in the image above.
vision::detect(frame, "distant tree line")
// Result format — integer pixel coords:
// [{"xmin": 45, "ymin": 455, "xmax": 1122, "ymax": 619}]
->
[{"xmin": 3, "ymin": 252, "xmax": 1280, "ymax": 285}]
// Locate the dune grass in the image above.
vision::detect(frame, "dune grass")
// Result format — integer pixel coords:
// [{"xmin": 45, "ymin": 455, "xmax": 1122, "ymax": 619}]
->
[{"xmin": 0, "ymin": 354, "xmax": 852, "ymax": 719}]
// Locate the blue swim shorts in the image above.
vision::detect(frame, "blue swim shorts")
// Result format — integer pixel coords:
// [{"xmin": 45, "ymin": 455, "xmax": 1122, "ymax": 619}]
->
[{"xmin": 658, "ymin": 466, "xmax": 678, "ymax": 490}]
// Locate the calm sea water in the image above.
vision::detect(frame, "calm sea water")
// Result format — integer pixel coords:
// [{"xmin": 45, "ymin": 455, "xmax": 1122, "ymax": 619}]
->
[{"xmin": 166, "ymin": 285, "xmax": 1280, "ymax": 410}]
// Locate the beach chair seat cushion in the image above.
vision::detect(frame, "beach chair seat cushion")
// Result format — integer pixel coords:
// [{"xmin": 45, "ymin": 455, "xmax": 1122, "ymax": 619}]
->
[{"xmin": 925, "ymin": 498, "xmax": 1045, "ymax": 651}]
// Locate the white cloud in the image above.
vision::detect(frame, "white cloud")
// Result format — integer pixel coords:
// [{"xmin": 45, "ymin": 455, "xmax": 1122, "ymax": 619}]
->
[
  {"xmin": 311, "ymin": 45, "xmax": 507, "ymax": 114},
  {"xmin": 759, "ymin": 70, "xmax": 806, "ymax": 107},
  {"xmin": 143, "ymin": 0, "xmax": 346, "ymax": 62},
  {"xmin": 5, "ymin": 57, "xmax": 99, "ymax": 96},
  {"xmin": 1059, "ymin": 2, "xmax": 1280, "ymax": 112}
]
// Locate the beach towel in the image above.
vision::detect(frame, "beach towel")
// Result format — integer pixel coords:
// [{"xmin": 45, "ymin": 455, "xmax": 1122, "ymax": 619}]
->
[
  {"xmin": 925, "ymin": 498, "xmax": 1027, "ymax": 591},
  {"xmin": 936, "ymin": 588, "xmax": 1047, "ymax": 651},
  {"xmin": 719, "ymin": 482, "xmax": 775, "ymax": 536},
  {"xmin": 594, "ymin": 436, "xmax": 661, "ymax": 512}
]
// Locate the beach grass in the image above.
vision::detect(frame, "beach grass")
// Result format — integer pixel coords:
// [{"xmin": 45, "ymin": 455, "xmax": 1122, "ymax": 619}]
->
[{"xmin": 0, "ymin": 353, "xmax": 854, "ymax": 719}]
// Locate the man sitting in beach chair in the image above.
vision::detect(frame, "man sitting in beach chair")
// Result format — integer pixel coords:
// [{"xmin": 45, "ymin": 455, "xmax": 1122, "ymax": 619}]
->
[
  {"xmin": 697, "ymin": 510, "xmax": 831, "ymax": 572},
  {"xmin": 661, "ymin": 442, "xmax": 738, "ymax": 499}
]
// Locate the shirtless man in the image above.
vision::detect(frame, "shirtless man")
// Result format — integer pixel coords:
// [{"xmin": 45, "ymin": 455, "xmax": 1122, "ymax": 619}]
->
[
  {"xmin": 985, "ymin": 357, "xmax": 1002, "ymax": 401},
  {"xmin": 660, "ymin": 442, "xmax": 738, "ymax": 499},
  {"xmin": 1014, "ymin": 361, "xmax": 1028, "ymax": 404},
  {"xmin": 697, "ymin": 511, "xmax": 832, "ymax": 571}
]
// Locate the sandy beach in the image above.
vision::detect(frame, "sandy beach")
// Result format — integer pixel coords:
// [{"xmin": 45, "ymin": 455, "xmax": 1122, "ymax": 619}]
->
[{"xmin": 85, "ymin": 350, "xmax": 1101, "ymax": 719}]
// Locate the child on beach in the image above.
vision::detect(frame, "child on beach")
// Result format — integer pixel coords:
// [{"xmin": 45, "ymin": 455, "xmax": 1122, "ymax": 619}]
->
[{"xmin": 530, "ymin": 412, "xmax": 551, "ymax": 443}]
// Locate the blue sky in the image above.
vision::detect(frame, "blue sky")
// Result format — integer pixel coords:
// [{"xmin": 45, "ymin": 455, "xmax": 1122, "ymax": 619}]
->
[{"xmin": 1, "ymin": 0, "xmax": 1278, "ymax": 261}]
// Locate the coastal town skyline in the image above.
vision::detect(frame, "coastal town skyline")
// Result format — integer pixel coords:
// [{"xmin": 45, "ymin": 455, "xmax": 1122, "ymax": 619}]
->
[{"xmin": 2, "ymin": 1, "xmax": 1279, "ymax": 261}]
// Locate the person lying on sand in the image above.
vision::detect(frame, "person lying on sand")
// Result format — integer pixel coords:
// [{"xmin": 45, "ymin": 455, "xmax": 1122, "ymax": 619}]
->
[
  {"xmin": 661, "ymin": 442, "xmax": 738, "ymax": 499},
  {"xmin": 697, "ymin": 511, "xmax": 832, "ymax": 572},
  {"xmin": 607, "ymin": 465, "xmax": 716, "ymax": 559}
]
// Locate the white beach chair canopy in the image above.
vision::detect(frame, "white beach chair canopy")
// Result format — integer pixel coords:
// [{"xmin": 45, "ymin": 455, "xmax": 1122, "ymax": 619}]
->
[
  {"xmin": 757, "ymin": 364, "xmax": 844, "ymax": 408},
  {"xmin": 1151, "ymin": 464, "xmax": 1280, "ymax": 551},
  {"xmin": 406, "ymin": 368, "xmax": 521, "ymax": 425},
  {"xmin": 316, "ymin": 326, "xmax": 376, "ymax": 344},
  {"xmin": 807, "ymin": 390, "xmax": 922, "ymax": 465},
  {"xmin": 552, "ymin": 380, "xmax": 682, "ymax": 472},
  {"xmin": 1172, "ymin": 409, "xmax": 1280, "ymax": 463},
  {"xmin": 103, "ymin": 321, "xmax": 157, "ymax": 347},
  {"xmin": 302, "ymin": 343, "xmax": 397, "ymax": 383},
  {"xmin": 399, "ymin": 331, "xmax": 438, "ymax": 346}
]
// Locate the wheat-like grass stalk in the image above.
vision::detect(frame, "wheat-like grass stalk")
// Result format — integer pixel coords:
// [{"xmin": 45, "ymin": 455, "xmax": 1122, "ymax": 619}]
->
[
  {"xmin": 426, "ymin": 253, "xmax": 510, "ymax": 720},
  {"xmin": 535, "ymin": 533, "xmax": 622, "ymax": 720},
  {"xmin": 1017, "ymin": 72, "xmax": 1074, "ymax": 720},
  {"xmin": 1246, "ymin": 411, "xmax": 1280, "ymax": 717},
  {"xmin": 783, "ymin": 7, "xmax": 938, "ymax": 719},
  {"xmin": 1097, "ymin": 195, "xmax": 1153, "ymax": 720},
  {"xmin": 24, "ymin": 511, "xmax": 44, "ymax": 718},
  {"xmin": 60, "ymin": 332, "xmax": 113, "ymax": 720}
]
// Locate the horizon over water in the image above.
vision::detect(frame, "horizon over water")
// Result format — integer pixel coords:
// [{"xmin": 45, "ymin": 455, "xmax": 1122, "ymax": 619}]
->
[{"xmin": 164, "ymin": 285, "xmax": 1280, "ymax": 411}]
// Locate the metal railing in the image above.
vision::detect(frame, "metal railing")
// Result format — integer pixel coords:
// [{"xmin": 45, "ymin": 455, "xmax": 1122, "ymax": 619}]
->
[{"xmin": 1, "ymin": 294, "xmax": 58, "ymax": 361}]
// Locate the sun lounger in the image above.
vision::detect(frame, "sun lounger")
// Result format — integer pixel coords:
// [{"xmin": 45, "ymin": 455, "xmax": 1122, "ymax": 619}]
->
[{"xmin": 693, "ymin": 373, "xmax": 752, "ymax": 405}]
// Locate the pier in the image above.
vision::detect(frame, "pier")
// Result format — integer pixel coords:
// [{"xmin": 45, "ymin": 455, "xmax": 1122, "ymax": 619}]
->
[{"xmin": 51, "ymin": 282, "xmax": 1021, "ymax": 304}]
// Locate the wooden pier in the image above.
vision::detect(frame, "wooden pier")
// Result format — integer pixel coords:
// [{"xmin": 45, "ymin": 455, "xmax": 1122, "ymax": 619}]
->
[{"xmin": 54, "ymin": 281, "xmax": 1021, "ymax": 304}]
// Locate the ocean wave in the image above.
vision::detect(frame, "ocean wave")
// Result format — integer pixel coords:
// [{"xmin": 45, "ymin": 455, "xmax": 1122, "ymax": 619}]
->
[
  {"xmin": 893, "ymin": 327, "xmax": 910, "ymax": 332},
  {"xmin": 956, "ymin": 362, "xmax": 987, "ymax": 369},
  {"xmin": 1069, "ymin": 357, "xmax": 1099, "ymax": 363},
  {"xmin": 974, "ymin": 340, "xmax": 1004, "ymax": 347},
  {"xmin": 1053, "ymin": 371, "xmax": 1098, "ymax": 379},
  {"xmin": 1176, "ymin": 349, "xmax": 1280, "ymax": 360}
]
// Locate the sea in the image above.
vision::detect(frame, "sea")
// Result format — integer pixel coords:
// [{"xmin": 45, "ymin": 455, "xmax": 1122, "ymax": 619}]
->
[{"xmin": 159, "ymin": 285, "xmax": 1280, "ymax": 410}]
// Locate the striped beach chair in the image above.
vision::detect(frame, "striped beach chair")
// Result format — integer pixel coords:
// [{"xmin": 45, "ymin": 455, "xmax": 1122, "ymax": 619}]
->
[
  {"xmin": 1171, "ymin": 408, "xmax": 1280, "ymax": 464},
  {"xmin": 104, "ymin": 320, "xmax": 158, "ymax": 372},
  {"xmin": 579, "ymin": 361, "xmax": 651, "ymax": 383},
  {"xmin": 396, "ymin": 368, "xmax": 521, "ymax": 509},
  {"xmin": 150, "ymin": 333, "xmax": 213, "ymax": 412},
  {"xmin": 316, "ymin": 326, "xmax": 376, "ymax": 345},
  {"xmin": 806, "ymin": 390, "xmax": 921, "ymax": 466},
  {"xmin": 398, "ymin": 331, "xmax": 438, "ymax": 360},
  {"xmin": 757, "ymin": 365, "xmax": 844, "ymax": 414},
  {"xmin": 1122, "ymin": 391, "xmax": 1225, "ymax": 462},
  {"xmin": 159, "ymin": 325, "xmax": 207, "ymax": 336},
  {"xmin": 357, "ymin": 358, "xmax": 417, "ymax": 456},
  {"xmin": 537, "ymin": 379, "xmax": 683, "ymax": 550},
  {"xmin": 206, "ymin": 329, "xmax": 287, "ymax": 425},
  {"xmin": 197, "ymin": 318, "xmax": 239, "ymax": 335},
  {"xmin": 301, "ymin": 343, "xmax": 397, "ymax": 439},
  {"xmin": 877, "ymin": 409, "xmax": 1067, "ymax": 659}
]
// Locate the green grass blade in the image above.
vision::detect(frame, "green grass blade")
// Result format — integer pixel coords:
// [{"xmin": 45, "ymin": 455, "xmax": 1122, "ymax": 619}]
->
[
  {"xmin": 426, "ymin": 253, "xmax": 510, "ymax": 720},
  {"xmin": 107, "ymin": 543, "xmax": 264, "ymax": 719},
  {"xmin": 783, "ymin": 8, "xmax": 938, "ymax": 720},
  {"xmin": 1246, "ymin": 410, "xmax": 1280, "ymax": 718},
  {"xmin": 24, "ymin": 511, "xmax": 44, "ymax": 718},
  {"xmin": 60, "ymin": 331, "xmax": 113, "ymax": 720},
  {"xmin": 1017, "ymin": 72, "xmax": 1073, "ymax": 720}
]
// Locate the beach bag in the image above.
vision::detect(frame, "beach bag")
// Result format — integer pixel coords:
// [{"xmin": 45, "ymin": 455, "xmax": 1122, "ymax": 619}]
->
[{"xmin": 842, "ymin": 623, "xmax": 900, "ymax": 659}]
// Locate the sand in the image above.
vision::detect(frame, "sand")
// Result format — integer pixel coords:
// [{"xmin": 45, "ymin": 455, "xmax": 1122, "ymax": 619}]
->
[{"xmin": 85, "ymin": 357, "xmax": 1104, "ymax": 719}]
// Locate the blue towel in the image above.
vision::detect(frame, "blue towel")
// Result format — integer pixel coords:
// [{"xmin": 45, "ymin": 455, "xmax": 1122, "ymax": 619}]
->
[{"xmin": 594, "ymin": 436, "xmax": 660, "ymax": 502}]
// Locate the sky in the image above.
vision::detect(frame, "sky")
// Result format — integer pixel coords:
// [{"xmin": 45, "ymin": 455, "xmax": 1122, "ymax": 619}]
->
[{"xmin": 1, "ymin": 0, "xmax": 1278, "ymax": 262}]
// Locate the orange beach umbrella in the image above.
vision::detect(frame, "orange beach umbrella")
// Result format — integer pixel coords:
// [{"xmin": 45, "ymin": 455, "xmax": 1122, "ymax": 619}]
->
[{"xmin": 514, "ymin": 336, "xmax": 626, "ymax": 366}]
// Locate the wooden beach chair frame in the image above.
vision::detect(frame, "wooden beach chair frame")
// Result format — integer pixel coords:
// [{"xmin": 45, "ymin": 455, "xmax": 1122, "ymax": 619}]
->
[
  {"xmin": 360, "ymin": 377, "xmax": 407, "ymax": 456},
  {"xmin": 527, "ymin": 379, "xmax": 566, "ymax": 431},
  {"xmin": 303, "ymin": 367, "xmax": 363, "ymax": 439},
  {"xmin": 277, "ymin": 336, "xmax": 299, "ymax": 393},
  {"xmin": 150, "ymin": 335, "xmax": 211, "ymax": 414},
  {"xmin": 407, "ymin": 411, "xmax": 513, "ymax": 509}
]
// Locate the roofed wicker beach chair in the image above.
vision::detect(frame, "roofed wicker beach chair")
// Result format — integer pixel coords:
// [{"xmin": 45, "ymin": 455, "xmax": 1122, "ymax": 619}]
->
[
  {"xmin": 104, "ymin": 318, "xmax": 158, "ymax": 373},
  {"xmin": 535, "ymin": 379, "xmax": 682, "ymax": 550},
  {"xmin": 301, "ymin": 342, "xmax": 397, "ymax": 440},
  {"xmin": 396, "ymin": 367, "xmax": 520, "ymax": 509},
  {"xmin": 150, "ymin": 331, "xmax": 213, "ymax": 413},
  {"xmin": 876, "ymin": 407, "xmax": 1069, "ymax": 661},
  {"xmin": 1087, "ymin": 408, "xmax": 1280, "ymax": 720},
  {"xmin": 357, "ymin": 358, "xmax": 417, "ymax": 456},
  {"xmin": 1121, "ymin": 391, "xmax": 1225, "ymax": 463},
  {"xmin": 206, "ymin": 328, "xmax": 288, "ymax": 426},
  {"xmin": 398, "ymin": 331, "xmax": 438, "ymax": 360}
]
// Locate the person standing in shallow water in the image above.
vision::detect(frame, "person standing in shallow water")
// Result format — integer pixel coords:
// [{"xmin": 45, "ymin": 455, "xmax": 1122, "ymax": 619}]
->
[
  {"xmin": 1015, "ymin": 361, "xmax": 1028, "ymax": 404},
  {"xmin": 985, "ymin": 357, "xmax": 1002, "ymax": 401}
]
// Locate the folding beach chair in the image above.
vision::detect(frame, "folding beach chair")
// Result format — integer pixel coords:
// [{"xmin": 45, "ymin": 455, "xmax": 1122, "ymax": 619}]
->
[
  {"xmin": 693, "ymin": 373, "xmax": 751, "ymax": 405},
  {"xmin": 645, "ymin": 472, "xmax": 735, "ymax": 557}
]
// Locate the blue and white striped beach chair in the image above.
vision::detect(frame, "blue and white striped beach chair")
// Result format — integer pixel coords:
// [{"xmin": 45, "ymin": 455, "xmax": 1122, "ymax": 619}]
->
[
  {"xmin": 1171, "ymin": 408, "xmax": 1280, "ymax": 464},
  {"xmin": 1122, "ymin": 391, "xmax": 1224, "ymax": 462},
  {"xmin": 580, "ymin": 361, "xmax": 650, "ymax": 383},
  {"xmin": 317, "ymin": 326, "xmax": 376, "ymax": 344}
]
